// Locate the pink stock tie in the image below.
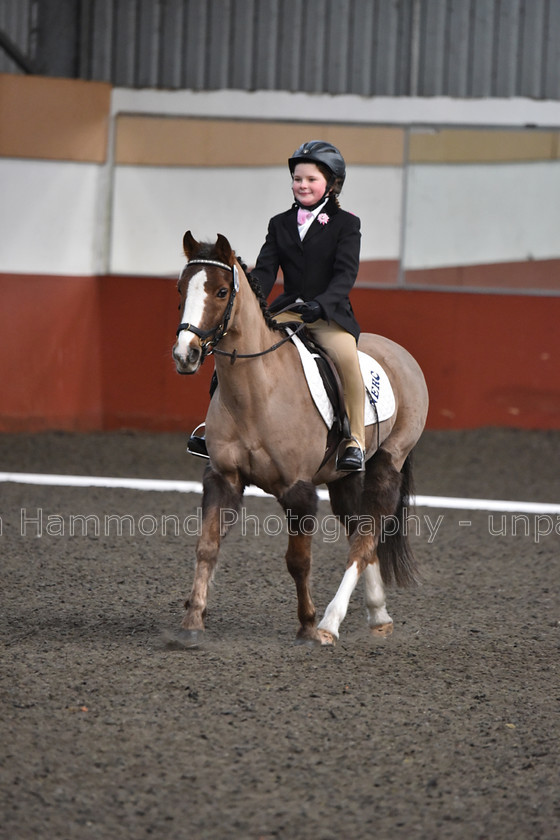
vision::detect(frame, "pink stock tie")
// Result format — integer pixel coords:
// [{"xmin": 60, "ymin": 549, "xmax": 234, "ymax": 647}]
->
[{"xmin": 297, "ymin": 208, "xmax": 314, "ymax": 225}]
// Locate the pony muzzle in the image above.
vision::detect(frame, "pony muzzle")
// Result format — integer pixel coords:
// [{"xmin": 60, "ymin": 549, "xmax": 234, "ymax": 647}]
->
[{"xmin": 173, "ymin": 329, "xmax": 205, "ymax": 373}]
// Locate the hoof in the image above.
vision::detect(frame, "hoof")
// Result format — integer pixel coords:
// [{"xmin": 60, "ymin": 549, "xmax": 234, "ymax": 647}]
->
[
  {"xmin": 317, "ymin": 628, "xmax": 337, "ymax": 647},
  {"xmin": 294, "ymin": 636, "xmax": 322, "ymax": 649},
  {"xmin": 370, "ymin": 622, "xmax": 393, "ymax": 638},
  {"xmin": 164, "ymin": 628, "xmax": 204, "ymax": 650},
  {"xmin": 294, "ymin": 626, "xmax": 337, "ymax": 647},
  {"xmin": 294, "ymin": 627, "xmax": 323, "ymax": 648}
]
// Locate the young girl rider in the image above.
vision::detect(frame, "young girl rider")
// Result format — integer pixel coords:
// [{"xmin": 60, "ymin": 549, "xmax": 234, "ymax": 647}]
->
[
  {"xmin": 250, "ymin": 140, "xmax": 365, "ymax": 471},
  {"xmin": 188, "ymin": 140, "xmax": 365, "ymax": 471}
]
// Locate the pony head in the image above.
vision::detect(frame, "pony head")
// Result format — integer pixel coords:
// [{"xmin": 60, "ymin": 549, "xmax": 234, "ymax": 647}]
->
[{"xmin": 172, "ymin": 232, "xmax": 239, "ymax": 374}]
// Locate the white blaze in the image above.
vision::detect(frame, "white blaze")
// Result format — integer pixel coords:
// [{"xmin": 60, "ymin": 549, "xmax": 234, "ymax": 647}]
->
[{"xmin": 176, "ymin": 269, "xmax": 208, "ymax": 356}]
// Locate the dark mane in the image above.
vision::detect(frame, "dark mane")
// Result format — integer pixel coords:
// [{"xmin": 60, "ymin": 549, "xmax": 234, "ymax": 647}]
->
[{"xmin": 238, "ymin": 257, "xmax": 282, "ymax": 333}]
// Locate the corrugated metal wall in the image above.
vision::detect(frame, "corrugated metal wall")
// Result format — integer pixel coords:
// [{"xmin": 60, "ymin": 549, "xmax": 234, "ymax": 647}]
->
[
  {"xmin": 1, "ymin": 0, "xmax": 559, "ymax": 99},
  {"xmin": 0, "ymin": 0, "xmax": 37, "ymax": 74}
]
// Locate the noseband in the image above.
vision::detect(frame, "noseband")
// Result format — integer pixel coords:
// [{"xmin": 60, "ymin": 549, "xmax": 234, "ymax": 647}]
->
[{"xmin": 176, "ymin": 259, "xmax": 239, "ymax": 362}]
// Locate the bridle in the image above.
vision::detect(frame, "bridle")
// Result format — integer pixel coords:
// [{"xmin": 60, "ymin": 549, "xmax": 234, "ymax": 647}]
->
[
  {"xmin": 175, "ymin": 258, "xmax": 305, "ymax": 365},
  {"xmin": 176, "ymin": 259, "xmax": 240, "ymax": 362}
]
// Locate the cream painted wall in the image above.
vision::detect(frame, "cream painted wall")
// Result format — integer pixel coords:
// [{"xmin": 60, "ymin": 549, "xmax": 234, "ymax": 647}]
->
[
  {"xmin": 109, "ymin": 165, "xmax": 403, "ymax": 275},
  {"xmin": 2, "ymin": 83, "xmax": 560, "ymax": 280},
  {"xmin": 107, "ymin": 89, "xmax": 560, "ymax": 281},
  {"xmin": 0, "ymin": 159, "xmax": 104, "ymax": 274},
  {"xmin": 4, "ymin": 152, "xmax": 558, "ymax": 278},
  {"xmin": 404, "ymin": 161, "xmax": 560, "ymax": 269},
  {"xmin": 111, "ymin": 88, "xmax": 560, "ymax": 129}
]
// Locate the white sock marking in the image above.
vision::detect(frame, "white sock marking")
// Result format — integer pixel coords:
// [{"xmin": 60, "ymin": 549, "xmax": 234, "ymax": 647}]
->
[
  {"xmin": 318, "ymin": 562, "xmax": 360, "ymax": 638},
  {"xmin": 363, "ymin": 563, "xmax": 392, "ymax": 628}
]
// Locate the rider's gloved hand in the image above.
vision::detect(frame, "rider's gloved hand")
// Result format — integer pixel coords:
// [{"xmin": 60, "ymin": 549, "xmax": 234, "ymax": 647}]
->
[{"xmin": 299, "ymin": 300, "xmax": 324, "ymax": 323}]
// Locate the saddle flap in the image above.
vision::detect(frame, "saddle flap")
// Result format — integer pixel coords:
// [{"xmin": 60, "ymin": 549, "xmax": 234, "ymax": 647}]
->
[{"xmin": 287, "ymin": 328, "xmax": 396, "ymax": 431}]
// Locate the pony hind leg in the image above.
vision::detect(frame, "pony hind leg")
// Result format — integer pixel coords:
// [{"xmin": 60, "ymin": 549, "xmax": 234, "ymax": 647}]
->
[
  {"xmin": 317, "ymin": 449, "xmax": 415, "ymax": 643},
  {"xmin": 363, "ymin": 562, "xmax": 393, "ymax": 637},
  {"xmin": 280, "ymin": 480, "xmax": 321, "ymax": 645},
  {"xmin": 175, "ymin": 465, "xmax": 243, "ymax": 648},
  {"xmin": 362, "ymin": 448, "xmax": 419, "ymax": 636}
]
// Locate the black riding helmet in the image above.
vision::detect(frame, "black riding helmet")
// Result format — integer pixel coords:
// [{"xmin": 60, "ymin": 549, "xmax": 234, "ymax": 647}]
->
[
  {"xmin": 288, "ymin": 140, "xmax": 346, "ymax": 184},
  {"xmin": 289, "ymin": 141, "xmax": 346, "ymax": 209}
]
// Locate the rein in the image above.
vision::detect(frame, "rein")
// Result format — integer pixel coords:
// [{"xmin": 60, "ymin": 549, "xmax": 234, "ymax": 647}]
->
[
  {"xmin": 213, "ymin": 320, "xmax": 305, "ymax": 365},
  {"xmin": 176, "ymin": 258, "xmax": 305, "ymax": 365}
]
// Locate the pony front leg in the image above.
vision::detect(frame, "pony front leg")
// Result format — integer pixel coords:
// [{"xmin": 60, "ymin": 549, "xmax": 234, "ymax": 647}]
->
[
  {"xmin": 181, "ymin": 516, "xmax": 221, "ymax": 636},
  {"xmin": 317, "ymin": 560, "xmax": 360, "ymax": 645},
  {"xmin": 285, "ymin": 532, "xmax": 318, "ymax": 644},
  {"xmin": 317, "ymin": 531, "xmax": 373, "ymax": 645},
  {"xmin": 178, "ymin": 467, "xmax": 242, "ymax": 647},
  {"xmin": 281, "ymin": 480, "xmax": 320, "ymax": 645}
]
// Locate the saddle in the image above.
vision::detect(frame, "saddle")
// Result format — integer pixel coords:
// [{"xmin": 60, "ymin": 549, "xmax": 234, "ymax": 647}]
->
[{"xmin": 286, "ymin": 325, "xmax": 396, "ymax": 465}]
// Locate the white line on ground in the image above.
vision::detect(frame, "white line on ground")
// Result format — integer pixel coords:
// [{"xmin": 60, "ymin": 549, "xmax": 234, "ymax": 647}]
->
[{"xmin": 1, "ymin": 472, "xmax": 559, "ymax": 514}]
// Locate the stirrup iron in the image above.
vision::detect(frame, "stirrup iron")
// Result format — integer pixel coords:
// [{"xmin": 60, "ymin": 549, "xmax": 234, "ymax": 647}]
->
[{"xmin": 187, "ymin": 423, "xmax": 209, "ymax": 459}]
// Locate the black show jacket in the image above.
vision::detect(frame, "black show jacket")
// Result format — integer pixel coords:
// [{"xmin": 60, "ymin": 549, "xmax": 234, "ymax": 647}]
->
[{"xmin": 251, "ymin": 196, "xmax": 362, "ymax": 340}]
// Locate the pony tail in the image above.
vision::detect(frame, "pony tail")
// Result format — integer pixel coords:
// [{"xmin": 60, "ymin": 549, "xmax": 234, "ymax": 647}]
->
[
  {"xmin": 362, "ymin": 449, "xmax": 420, "ymax": 588},
  {"xmin": 377, "ymin": 452, "xmax": 420, "ymax": 587}
]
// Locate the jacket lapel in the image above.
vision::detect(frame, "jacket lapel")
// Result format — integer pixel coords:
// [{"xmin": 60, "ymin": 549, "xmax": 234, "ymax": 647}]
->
[
  {"xmin": 304, "ymin": 197, "xmax": 339, "ymax": 244},
  {"xmin": 283, "ymin": 206, "xmax": 303, "ymax": 249}
]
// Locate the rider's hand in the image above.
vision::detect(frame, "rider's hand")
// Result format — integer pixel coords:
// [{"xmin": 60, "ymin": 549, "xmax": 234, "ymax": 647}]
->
[{"xmin": 299, "ymin": 300, "xmax": 324, "ymax": 323}]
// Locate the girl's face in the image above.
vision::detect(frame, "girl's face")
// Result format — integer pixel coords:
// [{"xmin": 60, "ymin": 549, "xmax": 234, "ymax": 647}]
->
[{"xmin": 291, "ymin": 163, "xmax": 328, "ymax": 207}]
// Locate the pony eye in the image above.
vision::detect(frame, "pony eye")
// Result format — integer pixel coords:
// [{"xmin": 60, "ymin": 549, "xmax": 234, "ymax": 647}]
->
[{"xmin": 217, "ymin": 287, "xmax": 228, "ymax": 298}]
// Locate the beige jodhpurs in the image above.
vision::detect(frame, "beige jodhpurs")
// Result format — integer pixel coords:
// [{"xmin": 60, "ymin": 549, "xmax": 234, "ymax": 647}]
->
[{"xmin": 276, "ymin": 312, "xmax": 365, "ymax": 451}]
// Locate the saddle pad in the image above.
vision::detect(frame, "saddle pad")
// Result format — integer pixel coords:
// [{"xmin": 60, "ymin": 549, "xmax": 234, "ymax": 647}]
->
[{"xmin": 290, "ymin": 332, "xmax": 396, "ymax": 429}]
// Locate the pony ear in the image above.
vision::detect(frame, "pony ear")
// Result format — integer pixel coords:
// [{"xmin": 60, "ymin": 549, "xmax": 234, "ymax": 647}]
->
[
  {"xmin": 215, "ymin": 233, "xmax": 233, "ymax": 265},
  {"xmin": 183, "ymin": 230, "xmax": 199, "ymax": 258}
]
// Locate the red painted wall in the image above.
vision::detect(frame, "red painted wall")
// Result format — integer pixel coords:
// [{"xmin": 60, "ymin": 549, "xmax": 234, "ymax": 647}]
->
[
  {"xmin": 1, "ymin": 272, "xmax": 559, "ymax": 432},
  {"xmin": 353, "ymin": 288, "xmax": 560, "ymax": 429},
  {"xmin": 0, "ymin": 275, "xmax": 103, "ymax": 431}
]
